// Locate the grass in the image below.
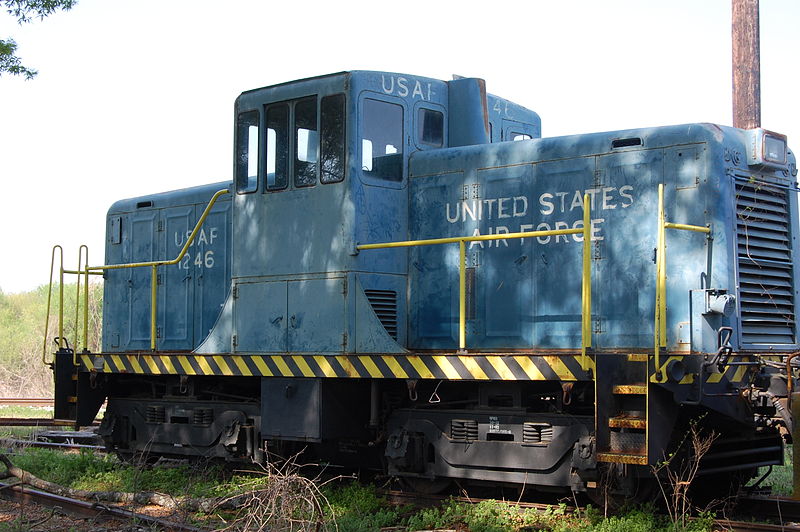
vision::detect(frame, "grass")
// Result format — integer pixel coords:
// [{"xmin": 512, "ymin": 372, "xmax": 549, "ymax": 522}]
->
[
  {"xmin": 756, "ymin": 443, "xmax": 793, "ymax": 496},
  {"xmin": 0, "ymin": 405, "xmax": 54, "ymax": 439},
  {"xmin": 0, "ymin": 448, "xmax": 746, "ymax": 532}
]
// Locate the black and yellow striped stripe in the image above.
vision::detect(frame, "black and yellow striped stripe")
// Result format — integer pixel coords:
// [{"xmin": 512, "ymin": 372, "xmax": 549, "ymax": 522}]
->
[
  {"xmin": 78, "ymin": 352, "xmax": 757, "ymax": 383},
  {"xmin": 79, "ymin": 353, "xmax": 592, "ymax": 381}
]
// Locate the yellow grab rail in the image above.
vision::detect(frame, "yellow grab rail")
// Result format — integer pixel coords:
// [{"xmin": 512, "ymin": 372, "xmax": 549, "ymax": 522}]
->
[
  {"xmin": 83, "ymin": 188, "xmax": 230, "ymax": 351},
  {"xmin": 42, "ymin": 245, "xmax": 64, "ymax": 365},
  {"xmin": 654, "ymin": 184, "xmax": 711, "ymax": 378},
  {"xmin": 358, "ymin": 194, "xmax": 593, "ymax": 367}
]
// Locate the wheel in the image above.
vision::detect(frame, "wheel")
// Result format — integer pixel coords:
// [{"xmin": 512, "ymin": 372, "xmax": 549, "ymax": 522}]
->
[{"xmin": 400, "ymin": 476, "xmax": 453, "ymax": 495}]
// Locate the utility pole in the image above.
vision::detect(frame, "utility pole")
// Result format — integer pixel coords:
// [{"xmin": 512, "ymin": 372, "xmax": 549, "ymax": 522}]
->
[{"xmin": 732, "ymin": 0, "xmax": 760, "ymax": 129}]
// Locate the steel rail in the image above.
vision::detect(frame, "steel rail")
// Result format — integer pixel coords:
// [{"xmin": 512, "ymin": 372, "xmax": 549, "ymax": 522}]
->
[
  {"xmin": 0, "ymin": 481, "xmax": 207, "ymax": 531},
  {"xmin": 0, "ymin": 398, "xmax": 52, "ymax": 407},
  {"xmin": 0, "ymin": 439, "xmax": 104, "ymax": 452},
  {"xmin": 0, "ymin": 418, "xmax": 99, "ymax": 427}
]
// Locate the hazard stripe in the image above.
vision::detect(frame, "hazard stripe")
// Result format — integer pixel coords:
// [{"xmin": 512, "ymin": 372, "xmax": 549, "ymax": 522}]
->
[{"xmin": 76, "ymin": 353, "xmax": 601, "ymax": 380}]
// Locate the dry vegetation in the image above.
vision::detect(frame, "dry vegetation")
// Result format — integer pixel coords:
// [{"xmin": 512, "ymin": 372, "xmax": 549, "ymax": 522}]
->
[{"xmin": 0, "ymin": 281, "xmax": 102, "ymax": 397}]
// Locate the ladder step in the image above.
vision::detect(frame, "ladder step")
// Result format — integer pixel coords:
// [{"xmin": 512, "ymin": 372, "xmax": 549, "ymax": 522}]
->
[
  {"xmin": 609, "ymin": 415, "xmax": 647, "ymax": 429},
  {"xmin": 612, "ymin": 384, "xmax": 647, "ymax": 395},
  {"xmin": 596, "ymin": 451, "xmax": 648, "ymax": 465}
]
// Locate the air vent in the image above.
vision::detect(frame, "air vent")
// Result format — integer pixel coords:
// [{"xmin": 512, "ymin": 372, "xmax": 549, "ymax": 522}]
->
[
  {"xmin": 736, "ymin": 181, "xmax": 796, "ymax": 344},
  {"xmin": 611, "ymin": 137, "xmax": 642, "ymax": 149},
  {"xmin": 193, "ymin": 408, "xmax": 214, "ymax": 426},
  {"xmin": 451, "ymin": 419, "xmax": 478, "ymax": 441},
  {"xmin": 146, "ymin": 405, "xmax": 165, "ymax": 424},
  {"xmin": 523, "ymin": 422, "xmax": 553, "ymax": 443},
  {"xmin": 365, "ymin": 289, "xmax": 398, "ymax": 339}
]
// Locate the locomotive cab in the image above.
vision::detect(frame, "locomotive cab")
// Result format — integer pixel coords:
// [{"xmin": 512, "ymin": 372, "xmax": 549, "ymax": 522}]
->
[{"xmin": 199, "ymin": 71, "xmax": 541, "ymax": 355}]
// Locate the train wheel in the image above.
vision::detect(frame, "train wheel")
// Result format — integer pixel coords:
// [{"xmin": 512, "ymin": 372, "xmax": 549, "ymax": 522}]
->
[
  {"xmin": 586, "ymin": 464, "xmax": 657, "ymax": 509},
  {"xmin": 400, "ymin": 476, "xmax": 453, "ymax": 495}
]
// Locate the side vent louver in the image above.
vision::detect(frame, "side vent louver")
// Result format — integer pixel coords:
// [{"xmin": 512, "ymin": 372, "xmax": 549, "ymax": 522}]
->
[
  {"xmin": 736, "ymin": 181, "xmax": 796, "ymax": 344},
  {"xmin": 365, "ymin": 289, "xmax": 398, "ymax": 340},
  {"xmin": 523, "ymin": 422, "xmax": 553, "ymax": 444},
  {"xmin": 451, "ymin": 419, "xmax": 478, "ymax": 441}
]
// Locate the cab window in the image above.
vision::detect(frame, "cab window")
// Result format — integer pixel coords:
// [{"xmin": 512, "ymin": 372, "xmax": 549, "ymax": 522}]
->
[
  {"xmin": 321, "ymin": 94, "xmax": 345, "ymax": 183},
  {"xmin": 362, "ymin": 99, "xmax": 403, "ymax": 181},
  {"xmin": 235, "ymin": 111, "xmax": 259, "ymax": 193},
  {"xmin": 417, "ymin": 108, "xmax": 443, "ymax": 147},
  {"xmin": 294, "ymin": 97, "xmax": 318, "ymax": 187},
  {"xmin": 266, "ymin": 103, "xmax": 289, "ymax": 190}
]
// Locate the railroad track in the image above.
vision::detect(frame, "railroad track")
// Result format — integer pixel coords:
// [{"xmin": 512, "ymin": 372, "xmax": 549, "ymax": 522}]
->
[
  {"xmin": 380, "ymin": 489, "xmax": 800, "ymax": 531},
  {"xmin": 0, "ymin": 438, "xmax": 105, "ymax": 452},
  {"xmin": 0, "ymin": 417, "xmax": 100, "ymax": 427},
  {"xmin": 0, "ymin": 481, "xmax": 208, "ymax": 531},
  {"xmin": 0, "ymin": 397, "xmax": 52, "ymax": 407},
  {"xmin": 737, "ymin": 495, "xmax": 800, "ymax": 526}
]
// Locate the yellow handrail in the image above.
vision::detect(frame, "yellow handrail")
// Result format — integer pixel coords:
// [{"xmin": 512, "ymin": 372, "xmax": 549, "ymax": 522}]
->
[
  {"xmin": 358, "ymin": 194, "xmax": 593, "ymax": 364},
  {"xmin": 83, "ymin": 188, "xmax": 230, "ymax": 351},
  {"xmin": 71, "ymin": 245, "xmax": 89, "ymax": 365},
  {"xmin": 42, "ymin": 245, "xmax": 64, "ymax": 365},
  {"xmin": 654, "ymin": 184, "xmax": 711, "ymax": 378}
]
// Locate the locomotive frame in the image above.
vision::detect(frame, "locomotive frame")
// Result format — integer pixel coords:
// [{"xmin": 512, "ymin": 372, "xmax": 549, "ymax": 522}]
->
[{"xmin": 46, "ymin": 70, "xmax": 797, "ymax": 500}]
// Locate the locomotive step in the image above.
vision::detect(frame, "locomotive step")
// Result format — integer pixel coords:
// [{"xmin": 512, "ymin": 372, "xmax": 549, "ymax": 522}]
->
[
  {"xmin": 608, "ymin": 415, "xmax": 647, "ymax": 429},
  {"xmin": 612, "ymin": 384, "xmax": 647, "ymax": 395},
  {"xmin": 596, "ymin": 451, "xmax": 648, "ymax": 465}
]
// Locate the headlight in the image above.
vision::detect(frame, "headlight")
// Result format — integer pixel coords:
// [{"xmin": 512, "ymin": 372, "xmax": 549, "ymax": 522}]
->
[{"xmin": 747, "ymin": 128, "xmax": 788, "ymax": 168}]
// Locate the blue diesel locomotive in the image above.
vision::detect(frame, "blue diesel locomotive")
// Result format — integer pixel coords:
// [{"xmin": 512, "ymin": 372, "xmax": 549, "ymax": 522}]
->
[{"xmin": 50, "ymin": 71, "xmax": 798, "ymax": 499}]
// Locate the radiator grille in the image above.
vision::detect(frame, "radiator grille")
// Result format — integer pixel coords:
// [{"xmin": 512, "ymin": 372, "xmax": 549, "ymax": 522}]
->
[
  {"xmin": 736, "ymin": 181, "xmax": 796, "ymax": 344},
  {"xmin": 451, "ymin": 419, "xmax": 478, "ymax": 441},
  {"xmin": 364, "ymin": 289, "xmax": 398, "ymax": 340}
]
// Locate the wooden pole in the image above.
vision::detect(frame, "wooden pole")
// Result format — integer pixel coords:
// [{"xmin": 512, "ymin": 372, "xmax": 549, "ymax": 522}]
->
[{"xmin": 732, "ymin": 0, "xmax": 760, "ymax": 130}]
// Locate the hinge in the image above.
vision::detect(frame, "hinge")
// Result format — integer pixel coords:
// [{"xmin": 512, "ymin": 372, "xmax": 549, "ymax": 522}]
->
[
  {"xmin": 232, "ymin": 334, "xmax": 238, "ymax": 348},
  {"xmin": 232, "ymin": 285, "xmax": 239, "ymax": 299}
]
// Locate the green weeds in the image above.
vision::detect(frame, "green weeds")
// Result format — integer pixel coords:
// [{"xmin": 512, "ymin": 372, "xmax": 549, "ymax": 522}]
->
[{"xmin": 0, "ymin": 449, "xmax": 720, "ymax": 531}]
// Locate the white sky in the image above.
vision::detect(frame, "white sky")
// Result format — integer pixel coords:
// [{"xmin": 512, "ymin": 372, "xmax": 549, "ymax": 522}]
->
[{"xmin": 0, "ymin": 0, "xmax": 798, "ymax": 293}]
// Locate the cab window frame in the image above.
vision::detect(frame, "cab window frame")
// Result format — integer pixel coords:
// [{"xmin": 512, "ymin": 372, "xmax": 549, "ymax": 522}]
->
[
  {"xmin": 235, "ymin": 109, "xmax": 260, "ymax": 194},
  {"xmin": 358, "ymin": 92, "xmax": 407, "ymax": 188},
  {"xmin": 413, "ymin": 101, "xmax": 446, "ymax": 150}
]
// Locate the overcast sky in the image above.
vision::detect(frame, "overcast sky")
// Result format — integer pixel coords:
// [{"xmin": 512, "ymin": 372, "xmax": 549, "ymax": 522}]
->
[{"xmin": 1, "ymin": 0, "xmax": 798, "ymax": 293}]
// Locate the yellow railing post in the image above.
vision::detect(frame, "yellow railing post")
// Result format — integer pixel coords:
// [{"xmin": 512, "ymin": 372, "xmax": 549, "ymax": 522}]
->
[
  {"xmin": 358, "ymin": 196, "xmax": 592, "ymax": 355},
  {"xmin": 42, "ymin": 246, "xmax": 63, "ymax": 365},
  {"xmin": 82, "ymin": 188, "xmax": 230, "ymax": 352},
  {"xmin": 458, "ymin": 239, "xmax": 466, "ymax": 352},
  {"xmin": 83, "ymin": 248, "xmax": 90, "ymax": 353},
  {"xmin": 655, "ymin": 185, "xmax": 666, "ymax": 376},
  {"xmin": 654, "ymin": 183, "xmax": 711, "ymax": 380},
  {"xmin": 581, "ymin": 193, "xmax": 592, "ymax": 370},
  {"xmin": 58, "ymin": 257, "xmax": 64, "ymax": 350}
]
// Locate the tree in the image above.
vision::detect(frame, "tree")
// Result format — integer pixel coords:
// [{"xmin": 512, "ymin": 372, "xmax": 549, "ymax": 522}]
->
[{"xmin": 1, "ymin": 0, "xmax": 76, "ymax": 79}]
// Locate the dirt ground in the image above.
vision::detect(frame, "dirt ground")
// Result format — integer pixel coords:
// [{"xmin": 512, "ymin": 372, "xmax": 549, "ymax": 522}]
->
[{"xmin": 0, "ymin": 496, "xmax": 214, "ymax": 531}]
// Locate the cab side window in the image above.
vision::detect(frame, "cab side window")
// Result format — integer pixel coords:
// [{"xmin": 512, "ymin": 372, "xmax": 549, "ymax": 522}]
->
[
  {"xmin": 417, "ymin": 108, "xmax": 443, "ymax": 147},
  {"xmin": 266, "ymin": 104, "xmax": 289, "ymax": 190},
  {"xmin": 235, "ymin": 111, "xmax": 259, "ymax": 193},
  {"xmin": 362, "ymin": 99, "xmax": 403, "ymax": 181},
  {"xmin": 294, "ymin": 97, "xmax": 318, "ymax": 187},
  {"xmin": 320, "ymin": 94, "xmax": 345, "ymax": 184}
]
